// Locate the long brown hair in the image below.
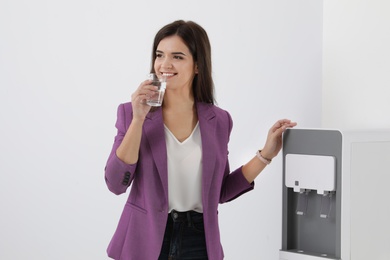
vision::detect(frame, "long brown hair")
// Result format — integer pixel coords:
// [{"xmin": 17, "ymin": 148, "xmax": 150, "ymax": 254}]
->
[{"xmin": 151, "ymin": 20, "xmax": 215, "ymax": 104}]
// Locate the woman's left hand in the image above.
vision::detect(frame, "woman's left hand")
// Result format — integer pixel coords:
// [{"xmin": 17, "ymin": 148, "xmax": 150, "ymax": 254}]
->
[{"xmin": 261, "ymin": 119, "xmax": 297, "ymax": 160}]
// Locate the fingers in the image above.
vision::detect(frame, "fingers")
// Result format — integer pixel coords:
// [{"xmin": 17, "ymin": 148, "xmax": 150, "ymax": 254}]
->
[
  {"xmin": 261, "ymin": 120, "xmax": 297, "ymax": 159},
  {"xmin": 274, "ymin": 119, "xmax": 296, "ymax": 128},
  {"xmin": 270, "ymin": 119, "xmax": 297, "ymax": 135},
  {"xmin": 132, "ymin": 80, "xmax": 158, "ymax": 105}
]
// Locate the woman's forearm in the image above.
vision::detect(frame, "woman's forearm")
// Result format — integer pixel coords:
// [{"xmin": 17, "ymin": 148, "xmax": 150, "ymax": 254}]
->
[
  {"xmin": 116, "ymin": 118, "xmax": 145, "ymax": 164},
  {"xmin": 242, "ymin": 155, "xmax": 268, "ymax": 183}
]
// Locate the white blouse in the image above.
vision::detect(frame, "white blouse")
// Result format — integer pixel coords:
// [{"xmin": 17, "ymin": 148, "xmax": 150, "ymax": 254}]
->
[{"xmin": 164, "ymin": 122, "xmax": 203, "ymax": 213}]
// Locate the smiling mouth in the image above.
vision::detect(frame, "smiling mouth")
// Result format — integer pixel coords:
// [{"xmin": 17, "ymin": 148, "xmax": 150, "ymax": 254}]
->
[{"xmin": 161, "ymin": 73, "xmax": 176, "ymax": 78}]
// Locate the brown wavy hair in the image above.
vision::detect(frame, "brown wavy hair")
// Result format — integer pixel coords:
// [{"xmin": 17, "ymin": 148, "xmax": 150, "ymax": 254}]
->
[{"xmin": 150, "ymin": 20, "xmax": 215, "ymax": 104}]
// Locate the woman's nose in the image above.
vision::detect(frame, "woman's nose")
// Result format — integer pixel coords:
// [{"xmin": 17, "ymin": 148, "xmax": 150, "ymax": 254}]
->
[{"xmin": 161, "ymin": 58, "xmax": 173, "ymax": 69}]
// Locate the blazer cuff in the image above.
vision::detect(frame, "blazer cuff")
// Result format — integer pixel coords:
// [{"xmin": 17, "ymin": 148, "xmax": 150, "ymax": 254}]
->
[
  {"xmin": 235, "ymin": 165, "xmax": 255, "ymax": 189},
  {"xmin": 113, "ymin": 153, "xmax": 137, "ymax": 172},
  {"xmin": 105, "ymin": 153, "xmax": 137, "ymax": 195},
  {"xmin": 221, "ymin": 166, "xmax": 255, "ymax": 203}
]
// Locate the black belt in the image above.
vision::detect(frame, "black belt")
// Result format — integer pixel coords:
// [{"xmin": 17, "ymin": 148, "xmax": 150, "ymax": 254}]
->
[{"xmin": 169, "ymin": 210, "xmax": 203, "ymax": 225}]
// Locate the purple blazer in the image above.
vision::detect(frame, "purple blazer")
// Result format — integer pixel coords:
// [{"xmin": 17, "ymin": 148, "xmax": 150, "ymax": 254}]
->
[{"xmin": 105, "ymin": 102, "xmax": 254, "ymax": 260}]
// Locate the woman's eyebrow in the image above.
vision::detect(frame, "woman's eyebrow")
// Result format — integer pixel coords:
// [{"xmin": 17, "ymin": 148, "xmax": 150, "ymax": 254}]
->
[
  {"xmin": 171, "ymin": 52, "xmax": 186, "ymax": 56},
  {"xmin": 156, "ymin": 50, "xmax": 186, "ymax": 56}
]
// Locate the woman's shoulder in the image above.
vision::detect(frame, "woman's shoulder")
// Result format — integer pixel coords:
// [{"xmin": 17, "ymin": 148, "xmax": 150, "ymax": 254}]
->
[
  {"xmin": 198, "ymin": 102, "xmax": 229, "ymax": 114},
  {"xmin": 115, "ymin": 102, "xmax": 134, "ymax": 123},
  {"xmin": 197, "ymin": 102, "xmax": 232, "ymax": 123},
  {"xmin": 118, "ymin": 102, "xmax": 133, "ymax": 111},
  {"xmin": 119, "ymin": 101, "xmax": 133, "ymax": 110}
]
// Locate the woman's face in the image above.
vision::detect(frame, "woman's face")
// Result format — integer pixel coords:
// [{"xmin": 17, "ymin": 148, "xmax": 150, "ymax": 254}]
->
[{"xmin": 154, "ymin": 35, "xmax": 198, "ymax": 92}]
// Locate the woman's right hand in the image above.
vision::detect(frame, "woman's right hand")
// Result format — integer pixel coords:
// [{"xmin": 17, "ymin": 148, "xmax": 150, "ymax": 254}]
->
[
  {"xmin": 115, "ymin": 79, "xmax": 158, "ymax": 164},
  {"xmin": 130, "ymin": 79, "xmax": 158, "ymax": 120}
]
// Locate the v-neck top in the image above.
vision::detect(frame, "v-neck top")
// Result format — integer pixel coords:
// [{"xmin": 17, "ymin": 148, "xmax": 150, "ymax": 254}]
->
[{"xmin": 164, "ymin": 122, "xmax": 203, "ymax": 213}]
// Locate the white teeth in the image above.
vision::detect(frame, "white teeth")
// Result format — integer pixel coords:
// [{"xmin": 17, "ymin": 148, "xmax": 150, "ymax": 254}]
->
[{"xmin": 162, "ymin": 73, "xmax": 174, "ymax": 77}]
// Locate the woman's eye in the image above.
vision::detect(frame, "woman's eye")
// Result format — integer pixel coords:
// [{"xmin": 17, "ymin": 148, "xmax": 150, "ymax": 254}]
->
[
  {"xmin": 156, "ymin": 53, "xmax": 163, "ymax": 58},
  {"xmin": 173, "ymin": 55, "xmax": 183, "ymax": 60}
]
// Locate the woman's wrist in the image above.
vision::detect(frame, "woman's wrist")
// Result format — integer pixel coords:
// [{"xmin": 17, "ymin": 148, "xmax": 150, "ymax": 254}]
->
[
  {"xmin": 131, "ymin": 117, "xmax": 146, "ymax": 125},
  {"xmin": 256, "ymin": 150, "xmax": 272, "ymax": 165}
]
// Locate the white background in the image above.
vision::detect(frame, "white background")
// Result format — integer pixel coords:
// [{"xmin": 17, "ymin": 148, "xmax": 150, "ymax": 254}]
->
[
  {"xmin": 2, "ymin": 0, "xmax": 388, "ymax": 259},
  {"xmin": 322, "ymin": 0, "xmax": 390, "ymax": 130}
]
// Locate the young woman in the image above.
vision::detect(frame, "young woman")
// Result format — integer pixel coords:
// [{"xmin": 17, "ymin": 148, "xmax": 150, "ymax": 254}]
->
[{"xmin": 104, "ymin": 20, "xmax": 296, "ymax": 260}]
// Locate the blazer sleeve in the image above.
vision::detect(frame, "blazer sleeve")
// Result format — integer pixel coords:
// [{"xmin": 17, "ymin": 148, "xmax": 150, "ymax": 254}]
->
[
  {"xmin": 219, "ymin": 110, "xmax": 255, "ymax": 203},
  {"xmin": 104, "ymin": 103, "xmax": 138, "ymax": 195}
]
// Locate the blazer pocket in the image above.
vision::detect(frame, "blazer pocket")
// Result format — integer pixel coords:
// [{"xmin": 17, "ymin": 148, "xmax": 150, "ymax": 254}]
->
[{"xmin": 126, "ymin": 202, "xmax": 147, "ymax": 214}]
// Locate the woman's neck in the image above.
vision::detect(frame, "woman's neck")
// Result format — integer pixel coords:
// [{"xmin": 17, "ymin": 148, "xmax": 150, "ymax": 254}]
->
[{"xmin": 163, "ymin": 89, "xmax": 195, "ymax": 111}]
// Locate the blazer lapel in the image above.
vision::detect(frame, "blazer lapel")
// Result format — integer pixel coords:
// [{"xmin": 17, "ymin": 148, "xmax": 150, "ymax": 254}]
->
[
  {"xmin": 142, "ymin": 103, "xmax": 218, "ymax": 208},
  {"xmin": 143, "ymin": 108, "xmax": 168, "ymax": 200},
  {"xmin": 197, "ymin": 103, "xmax": 217, "ymax": 207}
]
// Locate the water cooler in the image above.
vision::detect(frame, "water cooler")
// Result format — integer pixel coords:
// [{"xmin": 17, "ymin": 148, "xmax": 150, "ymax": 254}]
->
[{"xmin": 279, "ymin": 128, "xmax": 390, "ymax": 260}]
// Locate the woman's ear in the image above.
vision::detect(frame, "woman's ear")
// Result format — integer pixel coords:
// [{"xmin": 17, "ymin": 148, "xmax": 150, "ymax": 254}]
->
[{"xmin": 195, "ymin": 64, "xmax": 198, "ymax": 74}]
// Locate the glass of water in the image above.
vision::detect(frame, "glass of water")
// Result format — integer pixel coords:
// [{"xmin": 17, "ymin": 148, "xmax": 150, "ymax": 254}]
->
[{"xmin": 146, "ymin": 73, "xmax": 167, "ymax": 107}]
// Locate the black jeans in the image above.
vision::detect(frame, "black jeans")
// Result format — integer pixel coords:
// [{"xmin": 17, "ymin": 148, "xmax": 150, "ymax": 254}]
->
[{"xmin": 158, "ymin": 210, "xmax": 208, "ymax": 260}]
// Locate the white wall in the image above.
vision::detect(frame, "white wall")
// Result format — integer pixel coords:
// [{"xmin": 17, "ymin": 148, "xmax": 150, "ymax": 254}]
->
[
  {"xmin": 323, "ymin": 0, "xmax": 390, "ymax": 130},
  {"xmin": 0, "ymin": 0, "xmax": 322, "ymax": 259},
  {"xmin": 323, "ymin": 2, "xmax": 390, "ymax": 259}
]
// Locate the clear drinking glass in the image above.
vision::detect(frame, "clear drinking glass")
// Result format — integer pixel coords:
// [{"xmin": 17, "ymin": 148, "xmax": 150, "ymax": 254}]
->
[{"xmin": 146, "ymin": 73, "xmax": 166, "ymax": 107}]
